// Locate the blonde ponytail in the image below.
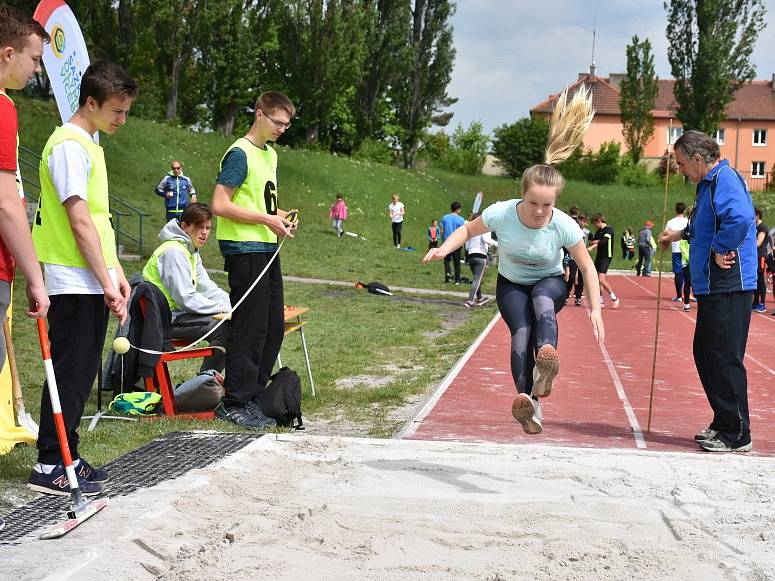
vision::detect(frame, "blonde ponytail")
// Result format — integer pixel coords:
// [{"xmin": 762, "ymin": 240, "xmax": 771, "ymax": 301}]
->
[{"xmin": 521, "ymin": 85, "xmax": 594, "ymax": 195}]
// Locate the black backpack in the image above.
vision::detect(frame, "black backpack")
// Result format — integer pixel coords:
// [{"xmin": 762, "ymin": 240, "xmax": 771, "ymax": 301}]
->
[{"xmin": 260, "ymin": 367, "xmax": 304, "ymax": 430}]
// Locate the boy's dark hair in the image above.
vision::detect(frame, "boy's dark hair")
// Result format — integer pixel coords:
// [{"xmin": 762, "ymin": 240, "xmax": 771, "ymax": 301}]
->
[
  {"xmin": 0, "ymin": 5, "xmax": 50, "ymax": 50},
  {"xmin": 568, "ymin": 204, "xmax": 580, "ymax": 217},
  {"xmin": 451, "ymin": 201, "xmax": 462, "ymax": 212},
  {"xmin": 755, "ymin": 207, "xmax": 763, "ymax": 220},
  {"xmin": 78, "ymin": 59, "xmax": 138, "ymax": 107},
  {"xmin": 591, "ymin": 213, "xmax": 606, "ymax": 223},
  {"xmin": 180, "ymin": 203, "xmax": 213, "ymax": 227},
  {"xmin": 255, "ymin": 91, "xmax": 295, "ymax": 117},
  {"xmin": 675, "ymin": 202, "xmax": 686, "ymax": 214}
]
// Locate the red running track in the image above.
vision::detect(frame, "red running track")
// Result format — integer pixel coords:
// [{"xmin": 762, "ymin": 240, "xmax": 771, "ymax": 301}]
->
[{"xmin": 404, "ymin": 274, "xmax": 775, "ymax": 456}]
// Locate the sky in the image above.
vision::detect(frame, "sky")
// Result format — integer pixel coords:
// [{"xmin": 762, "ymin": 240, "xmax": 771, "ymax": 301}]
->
[{"xmin": 445, "ymin": 0, "xmax": 775, "ymax": 135}]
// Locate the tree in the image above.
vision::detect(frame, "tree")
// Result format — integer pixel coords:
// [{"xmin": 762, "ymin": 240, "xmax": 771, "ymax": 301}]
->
[
  {"xmin": 353, "ymin": 0, "xmax": 411, "ymax": 149},
  {"xmin": 276, "ymin": 0, "xmax": 369, "ymax": 148},
  {"xmin": 491, "ymin": 116, "xmax": 550, "ymax": 178},
  {"xmin": 665, "ymin": 0, "xmax": 767, "ymax": 134},
  {"xmin": 394, "ymin": 0, "xmax": 456, "ymax": 169},
  {"xmin": 619, "ymin": 36, "xmax": 658, "ymax": 164}
]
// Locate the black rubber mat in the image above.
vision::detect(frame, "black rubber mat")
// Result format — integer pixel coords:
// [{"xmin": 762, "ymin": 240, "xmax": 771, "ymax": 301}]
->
[{"xmin": 0, "ymin": 431, "xmax": 261, "ymax": 544}]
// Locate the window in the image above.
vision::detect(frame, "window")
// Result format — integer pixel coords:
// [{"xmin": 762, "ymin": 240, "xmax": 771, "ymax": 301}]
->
[
  {"xmin": 713, "ymin": 129, "xmax": 725, "ymax": 145},
  {"xmin": 668, "ymin": 126, "xmax": 683, "ymax": 144},
  {"xmin": 752, "ymin": 161, "xmax": 765, "ymax": 178},
  {"xmin": 753, "ymin": 129, "xmax": 767, "ymax": 146}
]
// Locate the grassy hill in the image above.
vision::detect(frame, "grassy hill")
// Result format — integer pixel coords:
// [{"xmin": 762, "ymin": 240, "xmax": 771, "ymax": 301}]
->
[{"xmin": 15, "ymin": 96, "xmax": 698, "ymax": 290}]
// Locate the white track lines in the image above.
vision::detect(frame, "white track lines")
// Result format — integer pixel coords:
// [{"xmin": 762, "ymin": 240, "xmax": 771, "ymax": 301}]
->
[
  {"xmin": 400, "ymin": 312, "xmax": 502, "ymax": 439},
  {"xmin": 583, "ymin": 300, "xmax": 647, "ymax": 449},
  {"xmin": 624, "ymin": 275, "xmax": 775, "ymax": 377}
]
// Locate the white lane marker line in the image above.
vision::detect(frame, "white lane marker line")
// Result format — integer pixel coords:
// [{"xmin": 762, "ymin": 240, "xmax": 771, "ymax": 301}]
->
[
  {"xmin": 583, "ymin": 297, "xmax": 647, "ymax": 449},
  {"xmin": 626, "ymin": 276, "xmax": 775, "ymax": 376},
  {"xmin": 400, "ymin": 312, "xmax": 502, "ymax": 439}
]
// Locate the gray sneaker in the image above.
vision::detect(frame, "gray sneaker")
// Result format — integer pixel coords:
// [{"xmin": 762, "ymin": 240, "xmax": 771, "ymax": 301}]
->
[
  {"xmin": 215, "ymin": 402, "xmax": 275, "ymax": 430},
  {"xmin": 245, "ymin": 400, "xmax": 277, "ymax": 429},
  {"xmin": 694, "ymin": 428, "xmax": 718, "ymax": 441},
  {"xmin": 698, "ymin": 437, "xmax": 752, "ymax": 453}
]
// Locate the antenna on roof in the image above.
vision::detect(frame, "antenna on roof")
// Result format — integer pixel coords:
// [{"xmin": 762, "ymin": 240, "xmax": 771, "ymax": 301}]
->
[{"xmin": 589, "ymin": 0, "xmax": 601, "ymax": 77}]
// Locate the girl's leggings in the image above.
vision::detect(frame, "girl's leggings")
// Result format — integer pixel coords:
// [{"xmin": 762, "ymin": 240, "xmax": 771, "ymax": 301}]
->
[
  {"xmin": 467, "ymin": 254, "xmax": 487, "ymax": 300},
  {"xmin": 496, "ymin": 274, "xmax": 566, "ymax": 395}
]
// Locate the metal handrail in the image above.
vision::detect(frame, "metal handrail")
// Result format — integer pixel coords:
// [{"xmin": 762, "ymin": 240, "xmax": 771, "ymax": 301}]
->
[{"xmin": 18, "ymin": 144, "xmax": 150, "ymax": 256}]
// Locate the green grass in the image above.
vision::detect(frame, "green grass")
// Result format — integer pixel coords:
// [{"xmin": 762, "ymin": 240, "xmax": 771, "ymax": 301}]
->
[
  {"xmin": 0, "ymin": 95, "xmax": 699, "ymax": 509},
  {"xmin": 0, "ymin": 270, "xmax": 493, "ymax": 510}
]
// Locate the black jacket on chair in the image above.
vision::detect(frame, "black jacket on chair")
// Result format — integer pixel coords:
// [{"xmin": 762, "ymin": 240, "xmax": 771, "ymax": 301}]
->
[{"xmin": 108, "ymin": 277, "xmax": 173, "ymax": 393}]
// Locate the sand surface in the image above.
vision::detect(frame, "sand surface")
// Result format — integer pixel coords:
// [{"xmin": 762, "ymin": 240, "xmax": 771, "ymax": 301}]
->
[{"xmin": 5, "ymin": 434, "xmax": 775, "ymax": 580}]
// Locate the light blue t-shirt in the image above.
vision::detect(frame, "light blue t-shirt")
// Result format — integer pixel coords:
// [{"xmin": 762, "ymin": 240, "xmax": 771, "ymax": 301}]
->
[{"xmin": 482, "ymin": 199, "xmax": 583, "ymax": 285}]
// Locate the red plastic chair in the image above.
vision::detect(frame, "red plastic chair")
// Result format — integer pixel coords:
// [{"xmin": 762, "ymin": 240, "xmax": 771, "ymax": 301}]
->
[{"xmin": 139, "ymin": 296, "xmax": 219, "ymax": 419}]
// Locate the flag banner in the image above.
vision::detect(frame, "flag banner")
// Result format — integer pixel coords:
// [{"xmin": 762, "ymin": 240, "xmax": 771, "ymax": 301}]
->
[{"xmin": 33, "ymin": 0, "xmax": 91, "ymax": 125}]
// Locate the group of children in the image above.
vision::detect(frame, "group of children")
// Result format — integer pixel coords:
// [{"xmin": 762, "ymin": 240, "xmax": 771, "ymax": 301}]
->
[{"xmin": 2, "ymin": 4, "xmax": 298, "ymax": 497}]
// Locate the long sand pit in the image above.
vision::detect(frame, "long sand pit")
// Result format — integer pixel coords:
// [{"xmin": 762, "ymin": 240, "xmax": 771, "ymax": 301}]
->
[{"xmin": 5, "ymin": 434, "xmax": 775, "ymax": 580}]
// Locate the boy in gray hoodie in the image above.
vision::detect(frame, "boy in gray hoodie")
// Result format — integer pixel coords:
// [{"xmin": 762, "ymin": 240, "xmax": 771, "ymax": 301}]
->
[{"xmin": 143, "ymin": 203, "xmax": 231, "ymax": 372}]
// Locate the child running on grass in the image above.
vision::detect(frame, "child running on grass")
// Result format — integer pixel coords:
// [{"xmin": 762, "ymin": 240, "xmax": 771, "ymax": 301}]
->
[{"xmin": 423, "ymin": 87, "xmax": 604, "ymax": 435}]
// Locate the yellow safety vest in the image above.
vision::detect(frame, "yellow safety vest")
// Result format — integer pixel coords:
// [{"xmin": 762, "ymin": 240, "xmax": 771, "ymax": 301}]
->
[
  {"xmin": 142, "ymin": 240, "xmax": 197, "ymax": 311},
  {"xmin": 215, "ymin": 138, "xmax": 278, "ymax": 243},
  {"xmin": 33, "ymin": 125, "xmax": 118, "ymax": 268}
]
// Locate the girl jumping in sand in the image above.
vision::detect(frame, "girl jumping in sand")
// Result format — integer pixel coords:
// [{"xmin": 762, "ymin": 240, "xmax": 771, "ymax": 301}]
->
[{"xmin": 422, "ymin": 87, "xmax": 604, "ymax": 434}]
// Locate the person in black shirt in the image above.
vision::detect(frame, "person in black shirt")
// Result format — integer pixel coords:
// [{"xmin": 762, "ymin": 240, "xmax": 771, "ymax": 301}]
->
[{"xmin": 588, "ymin": 213, "xmax": 620, "ymax": 308}]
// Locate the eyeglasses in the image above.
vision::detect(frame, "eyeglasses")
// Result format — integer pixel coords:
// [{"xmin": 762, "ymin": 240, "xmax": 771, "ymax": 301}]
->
[{"xmin": 261, "ymin": 110, "xmax": 292, "ymax": 130}]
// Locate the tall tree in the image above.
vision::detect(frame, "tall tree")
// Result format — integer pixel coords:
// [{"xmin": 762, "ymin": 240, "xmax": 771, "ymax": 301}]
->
[
  {"xmin": 352, "ymin": 0, "xmax": 411, "ymax": 148},
  {"xmin": 619, "ymin": 36, "xmax": 658, "ymax": 164},
  {"xmin": 276, "ymin": 0, "xmax": 369, "ymax": 148},
  {"xmin": 665, "ymin": 0, "xmax": 767, "ymax": 134},
  {"xmin": 195, "ymin": 0, "xmax": 279, "ymax": 135},
  {"xmin": 394, "ymin": 0, "xmax": 456, "ymax": 169}
]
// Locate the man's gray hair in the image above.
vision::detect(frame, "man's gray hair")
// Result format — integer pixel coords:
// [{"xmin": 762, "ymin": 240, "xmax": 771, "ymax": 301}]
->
[{"xmin": 674, "ymin": 130, "xmax": 720, "ymax": 163}]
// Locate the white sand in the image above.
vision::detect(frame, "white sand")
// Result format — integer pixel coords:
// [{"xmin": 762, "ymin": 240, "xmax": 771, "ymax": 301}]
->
[{"xmin": 5, "ymin": 434, "xmax": 775, "ymax": 580}]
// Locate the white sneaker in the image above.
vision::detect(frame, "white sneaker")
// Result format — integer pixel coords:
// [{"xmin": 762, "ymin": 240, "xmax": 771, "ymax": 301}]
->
[
  {"xmin": 611, "ymin": 297, "xmax": 620, "ymax": 309},
  {"xmin": 511, "ymin": 393, "xmax": 542, "ymax": 434},
  {"xmin": 532, "ymin": 344, "xmax": 559, "ymax": 397}
]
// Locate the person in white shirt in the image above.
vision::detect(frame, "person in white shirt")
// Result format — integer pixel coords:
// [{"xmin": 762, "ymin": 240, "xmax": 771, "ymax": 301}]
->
[
  {"xmin": 387, "ymin": 193, "xmax": 405, "ymax": 248},
  {"xmin": 464, "ymin": 212, "xmax": 491, "ymax": 307},
  {"xmin": 28, "ymin": 60, "xmax": 137, "ymax": 497},
  {"xmin": 664, "ymin": 202, "xmax": 689, "ymax": 301}
]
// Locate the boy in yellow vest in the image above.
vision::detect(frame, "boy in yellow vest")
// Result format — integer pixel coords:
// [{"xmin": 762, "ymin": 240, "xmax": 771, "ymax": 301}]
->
[
  {"xmin": 143, "ymin": 203, "xmax": 230, "ymax": 372},
  {"xmin": 212, "ymin": 91, "xmax": 296, "ymax": 429},
  {"xmin": 0, "ymin": 5, "xmax": 51, "ymax": 366},
  {"xmin": 28, "ymin": 60, "xmax": 137, "ymax": 496}
]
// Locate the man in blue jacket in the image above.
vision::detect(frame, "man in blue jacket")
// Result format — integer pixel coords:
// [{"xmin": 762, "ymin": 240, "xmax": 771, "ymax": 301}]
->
[
  {"xmin": 440, "ymin": 201, "xmax": 465, "ymax": 283},
  {"xmin": 661, "ymin": 130, "xmax": 756, "ymax": 453},
  {"xmin": 156, "ymin": 160, "xmax": 197, "ymax": 222}
]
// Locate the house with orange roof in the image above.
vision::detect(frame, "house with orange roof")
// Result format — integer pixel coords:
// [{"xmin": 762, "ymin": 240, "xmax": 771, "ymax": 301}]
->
[{"xmin": 531, "ymin": 70, "xmax": 775, "ymax": 191}]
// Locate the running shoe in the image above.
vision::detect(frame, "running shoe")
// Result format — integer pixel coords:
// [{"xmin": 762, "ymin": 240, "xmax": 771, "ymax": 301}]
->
[
  {"xmin": 76, "ymin": 458, "xmax": 109, "ymax": 483},
  {"xmin": 683, "ymin": 304, "xmax": 691, "ymax": 312},
  {"xmin": 28, "ymin": 464, "xmax": 104, "ymax": 497},
  {"xmin": 574, "ymin": 297, "xmax": 582, "ymax": 306},
  {"xmin": 694, "ymin": 428, "xmax": 718, "ymax": 441},
  {"xmin": 475, "ymin": 296, "xmax": 491, "ymax": 306},
  {"xmin": 216, "ymin": 402, "xmax": 275, "ymax": 430},
  {"xmin": 672, "ymin": 296, "xmax": 681, "ymax": 302},
  {"xmin": 464, "ymin": 299, "xmax": 476, "ymax": 308},
  {"xmin": 532, "ymin": 344, "xmax": 559, "ymax": 398},
  {"xmin": 511, "ymin": 393, "xmax": 542, "ymax": 434},
  {"xmin": 698, "ymin": 437, "xmax": 752, "ymax": 453},
  {"xmin": 753, "ymin": 304, "xmax": 767, "ymax": 313}
]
